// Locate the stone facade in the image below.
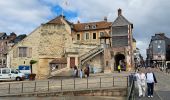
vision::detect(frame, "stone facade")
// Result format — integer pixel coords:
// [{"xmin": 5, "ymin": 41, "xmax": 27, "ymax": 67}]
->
[{"xmin": 8, "ymin": 9, "xmax": 134, "ymax": 79}]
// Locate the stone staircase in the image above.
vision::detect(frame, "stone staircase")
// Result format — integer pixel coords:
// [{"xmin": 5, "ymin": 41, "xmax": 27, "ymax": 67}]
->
[
  {"xmin": 49, "ymin": 67, "xmax": 72, "ymax": 78},
  {"xmin": 79, "ymin": 46, "xmax": 104, "ymax": 66}
]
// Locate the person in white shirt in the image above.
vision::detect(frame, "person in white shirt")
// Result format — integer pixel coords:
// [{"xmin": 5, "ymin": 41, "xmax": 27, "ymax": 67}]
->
[
  {"xmin": 79, "ymin": 69, "xmax": 83, "ymax": 79},
  {"xmin": 135, "ymin": 69, "xmax": 146, "ymax": 97},
  {"xmin": 146, "ymin": 67, "xmax": 157, "ymax": 98}
]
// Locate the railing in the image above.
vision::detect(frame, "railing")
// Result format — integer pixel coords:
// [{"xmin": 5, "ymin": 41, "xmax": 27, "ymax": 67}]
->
[
  {"xmin": 127, "ymin": 74, "xmax": 135, "ymax": 100},
  {"xmin": 79, "ymin": 46, "xmax": 103, "ymax": 65},
  {"xmin": 0, "ymin": 76, "xmax": 128, "ymax": 95}
]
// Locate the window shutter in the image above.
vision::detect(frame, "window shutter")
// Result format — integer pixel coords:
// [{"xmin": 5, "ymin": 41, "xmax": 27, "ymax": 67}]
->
[
  {"xmin": 13, "ymin": 48, "xmax": 18, "ymax": 58},
  {"xmin": 28, "ymin": 47, "xmax": 32, "ymax": 58}
]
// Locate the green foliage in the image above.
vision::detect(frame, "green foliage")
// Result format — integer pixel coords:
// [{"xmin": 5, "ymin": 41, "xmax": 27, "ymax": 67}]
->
[{"xmin": 30, "ymin": 60, "xmax": 37, "ymax": 65}]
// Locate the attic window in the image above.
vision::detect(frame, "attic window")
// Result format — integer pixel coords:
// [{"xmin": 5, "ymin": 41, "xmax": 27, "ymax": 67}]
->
[
  {"xmin": 92, "ymin": 25, "xmax": 96, "ymax": 29},
  {"xmin": 85, "ymin": 25, "xmax": 89, "ymax": 29}
]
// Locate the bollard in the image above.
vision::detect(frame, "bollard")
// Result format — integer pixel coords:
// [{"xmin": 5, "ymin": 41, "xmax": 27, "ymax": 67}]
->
[
  {"xmin": 34, "ymin": 82, "xmax": 36, "ymax": 92},
  {"xmin": 48, "ymin": 81, "xmax": 49, "ymax": 91},
  {"xmin": 8, "ymin": 83, "xmax": 10, "ymax": 94},
  {"xmin": 100, "ymin": 77, "xmax": 101, "ymax": 88},
  {"xmin": 87, "ymin": 78, "xmax": 88, "ymax": 89},
  {"xmin": 61, "ymin": 79, "xmax": 62, "ymax": 90},
  {"xmin": 21, "ymin": 82, "xmax": 23, "ymax": 93},
  {"xmin": 74, "ymin": 78, "xmax": 75, "ymax": 90},
  {"xmin": 113, "ymin": 77, "xmax": 114, "ymax": 87},
  {"xmin": 127, "ymin": 76, "xmax": 129, "ymax": 87}
]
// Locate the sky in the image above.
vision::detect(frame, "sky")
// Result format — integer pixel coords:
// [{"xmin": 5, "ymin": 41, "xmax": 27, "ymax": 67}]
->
[{"xmin": 0, "ymin": 0, "xmax": 170, "ymax": 59}]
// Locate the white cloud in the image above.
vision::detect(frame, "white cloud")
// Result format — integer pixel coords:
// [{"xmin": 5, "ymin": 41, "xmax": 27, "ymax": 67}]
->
[
  {"xmin": 0, "ymin": 0, "xmax": 53, "ymax": 34},
  {"xmin": 0, "ymin": 0, "xmax": 170, "ymax": 58}
]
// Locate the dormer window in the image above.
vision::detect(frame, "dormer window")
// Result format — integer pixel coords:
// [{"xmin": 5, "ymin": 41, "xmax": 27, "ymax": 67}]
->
[
  {"xmin": 92, "ymin": 25, "xmax": 96, "ymax": 29},
  {"xmin": 85, "ymin": 25, "xmax": 89, "ymax": 29}
]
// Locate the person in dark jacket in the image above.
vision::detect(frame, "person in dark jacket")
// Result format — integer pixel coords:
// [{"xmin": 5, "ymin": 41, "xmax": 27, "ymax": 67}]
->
[{"xmin": 146, "ymin": 67, "xmax": 157, "ymax": 98}]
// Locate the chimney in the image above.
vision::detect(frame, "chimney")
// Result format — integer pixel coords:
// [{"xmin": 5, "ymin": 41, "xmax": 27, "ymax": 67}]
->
[
  {"xmin": 104, "ymin": 16, "xmax": 107, "ymax": 22},
  {"xmin": 118, "ymin": 8, "xmax": 122, "ymax": 16},
  {"xmin": 77, "ymin": 20, "xmax": 80, "ymax": 23}
]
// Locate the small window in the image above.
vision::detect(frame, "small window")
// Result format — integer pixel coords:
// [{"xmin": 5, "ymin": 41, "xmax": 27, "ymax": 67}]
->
[
  {"xmin": 0, "ymin": 60, "xmax": 2, "ymax": 65},
  {"xmin": 77, "ymin": 34, "xmax": 80, "ymax": 40},
  {"xmin": 158, "ymin": 45, "xmax": 161, "ymax": 48},
  {"xmin": 85, "ymin": 25, "xmax": 89, "ymax": 29},
  {"xmin": 100, "ymin": 32, "xmax": 104, "ymax": 37},
  {"xmin": 93, "ymin": 33, "xmax": 96, "ymax": 39},
  {"xmin": 106, "ymin": 61, "xmax": 109, "ymax": 66},
  {"xmin": 19, "ymin": 47, "xmax": 27, "ymax": 57},
  {"xmin": 159, "ymin": 40, "xmax": 162, "ymax": 43},
  {"xmin": 3, "ymin": 60, "xmax": 6, "ymax": 65},
  {"xmin": 92, "ymin": 25, "xmax": 96, "ymax": 29}
]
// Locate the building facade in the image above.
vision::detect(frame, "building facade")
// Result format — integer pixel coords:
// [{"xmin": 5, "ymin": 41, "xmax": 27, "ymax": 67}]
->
[
  {"xmin": 8, "ymin": 9, "xmax": 134, "ymax": 79},
  {"xmin": 146, "ymin": 33, "xmax": 170, "ymax": 67}
]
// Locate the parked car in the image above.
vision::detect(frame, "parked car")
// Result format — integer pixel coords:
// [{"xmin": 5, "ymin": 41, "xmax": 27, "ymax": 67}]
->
[{"xmin": 0, "ymin": 68, "xmax": 25, "ymax": 81}]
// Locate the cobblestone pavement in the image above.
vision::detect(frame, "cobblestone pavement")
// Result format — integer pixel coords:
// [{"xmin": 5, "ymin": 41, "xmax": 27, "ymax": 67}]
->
[{"xmin": 135, "ymin": 68, "xmax": 170, "ymax": 100}]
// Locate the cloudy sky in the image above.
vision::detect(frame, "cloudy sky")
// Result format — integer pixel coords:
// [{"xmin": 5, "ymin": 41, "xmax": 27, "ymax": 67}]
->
[{"xmin": 0, "ymin": 0, "xmax": 170, "ymax": 58}]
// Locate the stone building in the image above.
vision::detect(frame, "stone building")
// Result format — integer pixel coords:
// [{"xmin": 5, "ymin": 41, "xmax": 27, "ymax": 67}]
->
[
  {"xmin": 146, "ymin": 33, "xmax": 170, "ymax": 67},
  {"xmin": 8, "ymin": 9, "xmax": 134, "ymax": 79},
  {"xmin": 0, "ymin": 32, "xmax": 17, "ymax": 68}
]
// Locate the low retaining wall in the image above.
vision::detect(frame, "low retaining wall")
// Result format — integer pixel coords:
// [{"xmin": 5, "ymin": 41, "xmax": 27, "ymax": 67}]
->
[{"xmin": 0, "ymin": 87, "xmax": 127, "ymax": 97}]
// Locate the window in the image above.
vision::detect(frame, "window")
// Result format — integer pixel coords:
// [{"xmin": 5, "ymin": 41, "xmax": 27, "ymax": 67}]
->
[
  {"xmin": 92, "ymin": 25, "xmax": 96, "ymax": 29},
  {"xmin": 3, "ymin": 59, "xmax": 6, "ymax": 65},
  {"xmin": 85, "ymin": 25, "xmax": 89, "ymax": 29},
  {"xmin": 158, "ymin": 45, "xmax": 161, "ymax": 48},
  {"xmin": 0, "ymin": 60, "xmax": 2, "ymax": 65},
  {"xmin": 19, "ymin": 47, "xmax": 27, "ymax": 57},
  {"xmin": 100, "ymin": 32, "xmax": 104, "ymax": 37},
  {"xmin": 11, "ymin": 69, "xmax": 17, "ymax": 74},
  {"xmin": 93, "ymin": 33, "xmax": 96, "ymax": 39},
  {"xmin": 2, "ymin": 69, "xmax": 10, "ymax": 74},
  {"xmin": 84, "ymin": 33, "xmax": 89, "ymax": 40},
  {"xmin": 77, "ymin": 34, "xmax": 80, "ymax": 40}
]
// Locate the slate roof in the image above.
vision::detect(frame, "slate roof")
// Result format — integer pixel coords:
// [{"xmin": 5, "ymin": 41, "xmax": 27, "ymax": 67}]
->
[
  {"xmin": 112, "ymin": 15, "xmax": 132, "ymax": 27},
  {"xmin": 73, "ymin": 21, "xmax": 112, "ymax": 32},
  {"xmin": 50, "ymin": 58, "xmax": 67, "ymax": 64},
  {"xmin": 0, "ymin": 32, "xmax": 6, "ymax": 37},
  {"xmin": 151, "ymin": 33, "xmax": 169, "ymax": 41}
]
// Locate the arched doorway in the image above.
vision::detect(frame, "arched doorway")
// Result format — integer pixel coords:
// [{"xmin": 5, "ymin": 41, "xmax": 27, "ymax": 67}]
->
[{"xmin": 114, "ymin": 53, "xmax": 125, "ymax": 71}]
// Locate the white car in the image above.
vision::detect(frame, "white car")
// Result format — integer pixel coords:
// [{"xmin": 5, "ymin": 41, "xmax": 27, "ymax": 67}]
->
[{"xmin": 0, "ymin": 68, "xmax": 25, "ymax": 81}]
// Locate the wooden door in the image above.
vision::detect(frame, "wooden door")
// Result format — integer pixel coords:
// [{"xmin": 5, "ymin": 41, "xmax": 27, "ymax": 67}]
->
[{"xmin": 70, "ymin": 57, "xmax": 75, "ymax": 68}]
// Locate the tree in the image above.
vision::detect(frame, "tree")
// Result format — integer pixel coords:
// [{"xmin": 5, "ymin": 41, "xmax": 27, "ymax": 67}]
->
[{"xmin": 30, "ymin": 60, "xmax": 37, "ymax": 74}]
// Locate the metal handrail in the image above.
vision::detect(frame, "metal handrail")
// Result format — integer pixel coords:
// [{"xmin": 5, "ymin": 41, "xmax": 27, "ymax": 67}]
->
[
  {"xmin": 0, "ymin": 76, "xmax": 128, "ymax": 95},
  {"xmin": 127, "ymin": 75, "xmax": 135, "ymax": 100}
]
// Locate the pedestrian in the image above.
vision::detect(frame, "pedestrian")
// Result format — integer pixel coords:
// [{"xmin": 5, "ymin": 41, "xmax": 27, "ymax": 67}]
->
[
  {"xmin": 84, "ymin": 64, "xmax": 90, "ymax": 77},
  {"xmin": 80, "ymin": 69, "xmax": 83, "ymax": 79},
  {"xmin": 146, "ymin": 67, "xmax": 157, "ymax": 98},
  {"xmin": 118, "ymin": 64, "xmax": 121, "ymax": 73},
  {"xmin": 74, "ymin": 66, "xmax": 78, "ymax": 78},
  {"xmin": 135, "ymin": 69, "xmax": 146, "ymax": 97}
]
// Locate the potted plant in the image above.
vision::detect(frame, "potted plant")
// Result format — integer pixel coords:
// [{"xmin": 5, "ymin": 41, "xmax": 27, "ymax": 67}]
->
[{"xmin": 29, "ymin": 60, "xmax": 37, "ymax": 80}]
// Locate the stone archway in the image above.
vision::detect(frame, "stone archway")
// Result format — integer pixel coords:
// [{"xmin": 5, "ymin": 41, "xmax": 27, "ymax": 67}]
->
[{"xmin": 114, "ymin": 53, "xmax": 125, "ymax": 71}]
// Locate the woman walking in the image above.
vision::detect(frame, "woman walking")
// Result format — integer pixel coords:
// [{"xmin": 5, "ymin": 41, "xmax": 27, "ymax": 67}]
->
[{"xmin": 135, "ymin": 69, "xmax": 146, "ymax": 97}]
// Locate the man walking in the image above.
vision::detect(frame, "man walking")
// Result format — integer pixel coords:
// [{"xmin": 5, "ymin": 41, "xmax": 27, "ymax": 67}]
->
[{"xmin": 146, "ymin": 67, "xmax": 157, "ymax": 98}]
